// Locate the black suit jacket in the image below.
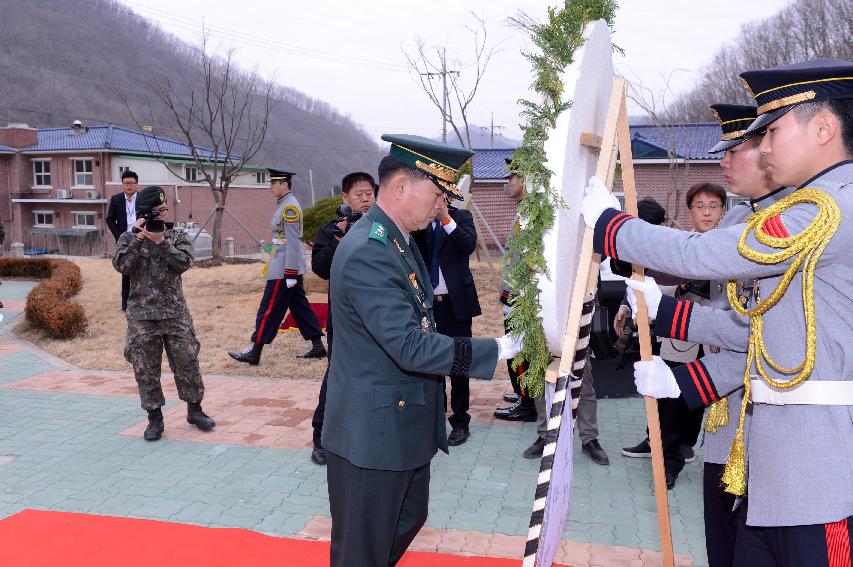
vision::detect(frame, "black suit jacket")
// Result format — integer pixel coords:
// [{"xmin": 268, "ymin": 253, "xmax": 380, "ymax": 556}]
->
[
  {"xmin": 413, "ymin": 207, "xmax": 481, "ymax": 322},
  {"xmin": 106, "ymin": 192, "xmax": 131, "ymax": 241}
]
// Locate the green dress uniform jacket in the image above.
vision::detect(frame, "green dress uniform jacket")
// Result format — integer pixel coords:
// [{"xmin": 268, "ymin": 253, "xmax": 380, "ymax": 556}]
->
[{"xmin": 321, "ymin": 203, "xmax": 499, "ymax": 471}]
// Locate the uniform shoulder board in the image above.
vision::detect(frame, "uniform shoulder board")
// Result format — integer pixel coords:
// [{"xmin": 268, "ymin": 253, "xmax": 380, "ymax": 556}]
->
[
  {"xmin": 368, "ymin": 221, "xmax": 388, "ymax": 245},
  {"xmin": 282, "ymin": 204, "xmax": 301, "ymax": 223}
]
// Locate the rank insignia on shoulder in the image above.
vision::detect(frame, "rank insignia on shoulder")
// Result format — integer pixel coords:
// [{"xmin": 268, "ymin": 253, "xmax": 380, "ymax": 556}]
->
[
  {"xmin": 408, "ymin": 272, "xmax": 419, "ymax": 290},
  {"xmin": 421, "ymin": 317, "xmax": 431, "ymax": 333},
  {"xmin": 282, "ymin": 205, "xmax": 301, "ymax": 223},
  {"xmin": 369, "ymin": 222, "xmax": 387, "ymax": 245}
]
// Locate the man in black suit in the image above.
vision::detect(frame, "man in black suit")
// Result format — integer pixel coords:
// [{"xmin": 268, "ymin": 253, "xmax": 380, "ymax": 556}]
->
[
  {"xmin": 413, "ymin": 195, "xmax": 481, "ymax": 446},
  {"xmin": 106, "ymin": 170, "xmax": 140, "ymax": 311}
]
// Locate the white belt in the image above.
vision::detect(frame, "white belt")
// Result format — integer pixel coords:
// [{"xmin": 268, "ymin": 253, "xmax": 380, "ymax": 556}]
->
[
  {"xmin": 750, "ymin": 379, "xmax": 853, "ymax": 405},
  {"xmin": 271, "ymin": 237, "xmax": 286, "ymax": 245}
]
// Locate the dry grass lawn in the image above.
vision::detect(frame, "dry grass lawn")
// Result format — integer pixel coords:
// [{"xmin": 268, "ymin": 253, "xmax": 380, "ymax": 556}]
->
[{"xmin": 13, "ymin": 257, "xmax": 510, "ymax": 381}]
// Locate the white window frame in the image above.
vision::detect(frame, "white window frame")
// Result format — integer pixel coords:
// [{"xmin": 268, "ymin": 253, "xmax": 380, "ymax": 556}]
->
[
  {"xmin": 32, "ymin": 159, "xmax": 52, "ymax": 188},
  {"xmin": 118, "ymin": 165, "xmax": 131, "ymax": 175},
  {"xmin": 71, "ymin": 158, "xmax": 94, "ymax": 188},
  {"xmin": 256, "ymin": 170, "xmax": 267, "ymax": 184},
  {"xmin": 185, "ymin": 165, "xmax": 199, "ymax": 182},
  {"xmin": 72, "ymin": 211, "xmax": 96, "ymax": 228},
  {"xmin": 33, "ymin": 210, "xmax": 55, "ymax": 227}
]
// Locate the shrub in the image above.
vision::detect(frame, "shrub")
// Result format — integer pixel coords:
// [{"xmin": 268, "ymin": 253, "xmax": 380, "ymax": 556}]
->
[
  {"xmin": 302, "ymin": 195, "xmax": 341, "ymax": 245},
  {"xmin": 0, "ymin": 258, "xmax": 87, "ymax": 339}
]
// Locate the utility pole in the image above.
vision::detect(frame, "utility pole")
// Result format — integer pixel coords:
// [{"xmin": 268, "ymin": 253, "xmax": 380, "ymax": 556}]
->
[
  {"xmin": 420, "ymin": 49, "xmax": 459, "ymax": 143},
  {"xmin": 309, "ymin": 169, "xmax": 316, "ymax": 205},
  {"xmin": 490, "ymin": 112, "xmax": 505, "ymax": 148}
]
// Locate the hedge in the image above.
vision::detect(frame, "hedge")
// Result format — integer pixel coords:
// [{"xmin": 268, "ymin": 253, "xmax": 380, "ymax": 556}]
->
[{"xmin": 0, "ymin": 258, "xmax": 87, "ymax": 339}]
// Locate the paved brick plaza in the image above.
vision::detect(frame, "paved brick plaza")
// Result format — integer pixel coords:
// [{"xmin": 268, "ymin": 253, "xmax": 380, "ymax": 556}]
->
[{"xmin": 0, "ymin": 280, "xmax": 703, "ymax": 566}]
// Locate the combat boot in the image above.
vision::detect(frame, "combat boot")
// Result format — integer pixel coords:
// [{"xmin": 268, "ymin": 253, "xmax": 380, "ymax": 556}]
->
[
  {"xmin": 228, "ymin": 343, "xmax": 263, "ymax": 365},
  {"xmin": 187, "ymin": 402, "xmax": 216, "ymax": 431},
  {"xmin": 144, "ymin": 408, "xmax": 164, "ymax": 441},
  {"xmin": 297, "ymin": 338, "xmax": 327, "ymax": 359}
]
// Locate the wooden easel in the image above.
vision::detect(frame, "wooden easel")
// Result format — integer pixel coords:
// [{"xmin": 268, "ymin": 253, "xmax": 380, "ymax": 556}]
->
[{"xmin": 548, "ymin": 76, "xmax": 675, "ymax": 567}]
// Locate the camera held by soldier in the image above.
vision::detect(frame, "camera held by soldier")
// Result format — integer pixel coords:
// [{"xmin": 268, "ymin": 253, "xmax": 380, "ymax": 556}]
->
[{"xmin": 133, "ymin": 206, "xmax": 165, "ymax": 233}]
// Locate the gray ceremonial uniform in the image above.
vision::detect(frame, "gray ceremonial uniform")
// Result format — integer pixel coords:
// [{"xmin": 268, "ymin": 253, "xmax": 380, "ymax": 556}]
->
[
  {"xmin": 265, "ymin": 192, "xmax": 306, "ymax": 281},
  {"xmin": 322, "ymin": 203, "xmax": 498, "ymax": 566},
  {"xmin": 593, "ymin": 162, "xmax": 853, "ymax": 528},
  {"xmin": 113, "ymin": 229, "xmax": 204, "ymax": 411}
]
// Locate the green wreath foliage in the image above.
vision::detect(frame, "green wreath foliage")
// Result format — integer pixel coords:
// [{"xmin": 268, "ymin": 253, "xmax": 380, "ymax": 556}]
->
[{"xmin": 505, "ymin": 0, "xmax": 618, "ymax": 399}]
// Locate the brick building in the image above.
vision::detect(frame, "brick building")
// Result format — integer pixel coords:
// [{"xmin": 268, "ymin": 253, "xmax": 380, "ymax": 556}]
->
[
  {"xmin": 470, "ymin": 122, "xmax": 733, "ymax": 248},
  {"xmin": 0, "ymin": 121, "xmax": 275, "ymax": 257}
]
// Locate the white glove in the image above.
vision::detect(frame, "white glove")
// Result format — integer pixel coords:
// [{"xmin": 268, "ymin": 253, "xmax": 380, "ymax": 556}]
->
[
  {"xmin": 496, "ymin": 333, "xmax": 523, "ymax": 360},
  {"xmin": 625, "ymin": 276, "xmax": 662, "ymax": 322},
  {"xmin": 634, "ymin": 356, "xmax": 681, "ymax": 398},
  {"xmin": 286, "ymin": 278, "xmax": 297, "ymax": 288},
  {"xmin": 580, "ymin": 176, "xmax": 620, "ymax": 228}
]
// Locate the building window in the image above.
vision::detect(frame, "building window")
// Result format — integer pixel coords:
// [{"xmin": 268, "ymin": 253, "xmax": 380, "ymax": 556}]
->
[
  {"xmin": 256, "ymin": 170, "xmax": 267, "ymax": 184},
  {"xmin": 32, "ymin": 160, "xmax": 51, "ymax": 187},
  {"xmin": 185, "ymin": 165, "xmax": 199, "ymax": 182},
  {"xmin": 119, "ymin": 166, "xmax": 130, "ymax": 175},
  {"xmin": 34, "ymin": 211, "xmax": 54, "ymax": 227},
  {"xmin": 73, "ymin": 159, "xmax": 93, "ymax": 186},
  {"xmin": 73, "ymin": 212, "xmax": 96, "ymax": 228}
]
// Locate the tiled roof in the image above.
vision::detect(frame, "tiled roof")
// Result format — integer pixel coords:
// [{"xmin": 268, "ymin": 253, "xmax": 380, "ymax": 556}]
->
[
  {"xmin": 23, "ymin": 124, "xmax": 222, "ymax": 158},
  {"xmin": 628, "ymin": 123, "xmax": 720, "ymax": 160},
  {"xmin": 472, "ymin": 148, "xmax": 515, "ymax": 180},
  {"xmin": 0, "ymin": 144, "xmax": 15, "ymax": 154},
  {"xmin": 471, "ymin": 123, "xmax": 721, "ymax": 171}
]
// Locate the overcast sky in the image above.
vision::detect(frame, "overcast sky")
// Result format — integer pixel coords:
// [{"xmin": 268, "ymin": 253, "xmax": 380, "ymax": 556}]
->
[{"xmin": 119, "ymin": 0, "xmax": 792, "ymax": 146}]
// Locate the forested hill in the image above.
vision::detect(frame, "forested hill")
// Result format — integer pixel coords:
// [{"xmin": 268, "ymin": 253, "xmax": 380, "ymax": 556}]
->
[{"xmin": 0, "ymin": 0, "xmax": 383, "ymax": 202}]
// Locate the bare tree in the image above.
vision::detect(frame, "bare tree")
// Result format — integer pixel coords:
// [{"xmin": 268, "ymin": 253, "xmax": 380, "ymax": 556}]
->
[
  {"xmin": 667, "ymin": 0, "xmax": 853, "ymax": 122},
  {"xmin": 126, "ymin": 34, "xmax": 273, "ymax": 259},
  {"xmin": 404, "ymin": 14, "xmax": 498, "ymax": 148}
]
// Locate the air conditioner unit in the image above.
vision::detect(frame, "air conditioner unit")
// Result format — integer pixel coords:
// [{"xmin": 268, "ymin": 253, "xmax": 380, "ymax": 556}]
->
[
  {"xmin": 56, "ymin": 189, "xmax": 70, "ymax": 199},
  {"xmin": 85, "ymin": 190, "xmax": 99, "ymax": 199},
  {"xmin": 178, "ymin": 222, "xmax": 187, "ymax": 229}
]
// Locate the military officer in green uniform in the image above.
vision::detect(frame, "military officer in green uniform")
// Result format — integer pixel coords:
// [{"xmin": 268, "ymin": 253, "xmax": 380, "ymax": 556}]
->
[{"xmin": 322, "ymin": 135, "xmax": 522, "ymax": 566}]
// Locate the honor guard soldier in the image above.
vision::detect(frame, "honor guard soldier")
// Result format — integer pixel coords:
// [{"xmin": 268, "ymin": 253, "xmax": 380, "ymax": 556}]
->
[
  {"xmin": 229, "ymin": 169, "xmax": 326, "ymax": 365},
  {"xmin": 322, "ymin": 134, "xmax": 522, "ymax": 566},
  {"xmin": 582, "ymin": 59, "xmax": 853, "ymax": 566}
]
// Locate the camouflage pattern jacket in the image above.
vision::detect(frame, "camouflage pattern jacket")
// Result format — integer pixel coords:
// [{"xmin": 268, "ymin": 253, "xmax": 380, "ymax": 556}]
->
[{"xmin": 113, "ymin": 229, "xmax": 194, "ymax": 321}]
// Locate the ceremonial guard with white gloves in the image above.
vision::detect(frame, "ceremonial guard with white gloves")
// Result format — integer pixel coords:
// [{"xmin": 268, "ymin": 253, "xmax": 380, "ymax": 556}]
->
[
  {"xmin": 581, "ymin": 59, "xmax": 853, "ymax": 566},
  {"xmin": 229, "ymin": 169, "xmax": 326, "ymax": 365}
]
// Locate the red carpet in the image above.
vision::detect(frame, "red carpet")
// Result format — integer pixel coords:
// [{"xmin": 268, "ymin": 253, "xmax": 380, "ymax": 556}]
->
[
  {"xmin": 281, "ymin": 301, "xmax": 328, "ymax": 331},
  {"xmin": 0, "ymin": 510, "xmax": 526, "ymax": 566}
]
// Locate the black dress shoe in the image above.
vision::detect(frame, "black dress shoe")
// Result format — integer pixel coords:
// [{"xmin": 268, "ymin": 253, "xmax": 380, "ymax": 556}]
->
[
  {"xmin": 310, "ymin": 448, "xmax": 327, "ymax": 465},
  {"xmin": 665, "ymin": 472, "xmax": 676, "ymax": 490},
  {"xmin": 523, "ymin": 437, "xmax": 546, "ymax": 459},
  {"xmin": 187, "ymin": 403, "xmax": 216, "ymax": 431},
  {"xmin": 297, "ymin": 344, "xmax": 327, "ymax": 359},
  {"xmin": 144, "ymin": 409, "xmax": 164, "ymax": 441},
  {"xmin": 502, "ymin": 392, "xmax": 520, "ymax": 404},
  {"xmin": 493, "ymin": 403, "xmax": 537, "ymax": 422},
  {"xmin": 447, "ymin": 428, "xmax": 470, "ymax": 446},
  {"xmin": 582, "ymin": 439, "xmax": 610, "ymax": 465},
  {"xmin": 229, "ymin": 343, "xmax": 263, "ymax": 365}
]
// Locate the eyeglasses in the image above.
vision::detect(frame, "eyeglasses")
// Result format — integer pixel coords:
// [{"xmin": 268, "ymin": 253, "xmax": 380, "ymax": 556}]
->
[
  {"xmin": 122, "ymin": 181, "xmax": 138, "ymax": 186},
  {"xmin": 690, "ymin": 203, "xmax": 721, "ymax": 211}
]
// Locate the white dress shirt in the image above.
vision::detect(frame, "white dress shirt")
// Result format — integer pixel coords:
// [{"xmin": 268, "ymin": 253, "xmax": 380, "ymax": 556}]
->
[{"xmin": 124, "ymin": 193, "xmax": 137, "ymax": 233}]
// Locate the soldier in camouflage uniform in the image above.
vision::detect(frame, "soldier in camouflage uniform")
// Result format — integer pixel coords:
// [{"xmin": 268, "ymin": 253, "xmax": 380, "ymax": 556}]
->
[{"xmin": 113, "ymin": 185, "xmax": 215, "ymax": 441}]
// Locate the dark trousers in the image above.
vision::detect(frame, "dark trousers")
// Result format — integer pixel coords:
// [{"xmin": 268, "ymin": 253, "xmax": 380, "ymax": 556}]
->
[
  {"xmin": 311, "ymin": 310, "xmax": 333, "ymax": 449},
  {"xmin": 505, "ymin": 320, "xmax": 535, "ymax": 409},
  {"xmin": 250, "ymin": 276, "xmax": 323, "ymax": 345},
  {"xmin": 733, "ymin": 500, "xmax": 851, "ymax": 567},
  {"xmin": 433, "ymin": 296, "xmax": 473, "ymax": 430},
  {"xmin": 326, "ymin": 450, "xmax": 430, "ymax": 567},
  {"xmin": 704, "ymin": 462, "xmax": 741, "ymax": 567},
  {"xmin": 121, "ymin": 274, "xmax": 130, "ymax": 312}
]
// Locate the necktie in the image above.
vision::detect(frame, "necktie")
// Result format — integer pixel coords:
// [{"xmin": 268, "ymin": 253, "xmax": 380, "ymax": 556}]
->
[{"xmin": 429, "ymin": 221, "xmax": 441, "ymax": 288}]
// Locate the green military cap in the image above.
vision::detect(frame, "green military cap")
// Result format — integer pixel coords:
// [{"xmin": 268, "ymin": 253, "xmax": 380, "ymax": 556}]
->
[
  {"xmin": 381, "ymin": 134, "xmax": 473, "ymax": 200},
  {"xmin": 708, "ymin": 103, "xmax": 757, "ymax": 154},
  {"xmin": 740, "ymin": 58, "xmax": 853, "ymax": 134},
  {"xmin": 268, "ymin": 168, "xmax": 295, "ymax": 182}
]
